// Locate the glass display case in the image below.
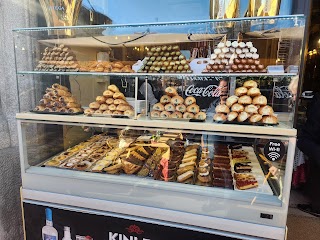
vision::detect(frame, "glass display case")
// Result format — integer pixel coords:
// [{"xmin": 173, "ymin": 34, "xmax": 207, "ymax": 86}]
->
[{"xmin": 15, "ymin": 15, "xmax": 305, "ymax": 240}]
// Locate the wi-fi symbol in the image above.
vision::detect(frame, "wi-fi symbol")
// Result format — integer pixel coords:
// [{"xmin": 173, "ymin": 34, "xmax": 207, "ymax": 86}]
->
[{"xmin": 268, "ymin": 152, "xmax": 280, "ymax": 161}]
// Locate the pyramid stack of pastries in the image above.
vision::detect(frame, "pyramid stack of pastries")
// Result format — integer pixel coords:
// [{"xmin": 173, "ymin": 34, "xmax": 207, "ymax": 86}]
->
[
  {"xmin": 78, "ymin": 61, "xmax": 134, "ymax": 73},
  {"xmin": 33, "ymin": 83, "xmax": 83, "ymax": 113},
  {"xmin": 151, "ymin": 87, "xmax": 206, "ymax": 120},
  {"xmin": 202, "ymin": 39, "xmax": 265, "ymax": 73},
  {"xmin": 213, "ymin": 80, "xmax": 278, "ymax": 124},
  {"xmin": 138, "ymin": 45, "xmax": 192, "ymax": 73},
  {"xmin": 35, "ymin": 45, "xmax": 80, "ymax": 72},
  {"xmin": 84, "ymin": 84, "xmax": 134, "ymax": 117}
]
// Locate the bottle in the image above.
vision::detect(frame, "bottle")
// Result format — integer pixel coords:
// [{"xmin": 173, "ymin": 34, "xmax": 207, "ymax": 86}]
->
[
  {"xmin": 62, "ymin": 226, "xmax": 72, "ymax": 240},
  {"xmin": 42, "ymin": 208, "xmax": 58, "ymax": 240}
]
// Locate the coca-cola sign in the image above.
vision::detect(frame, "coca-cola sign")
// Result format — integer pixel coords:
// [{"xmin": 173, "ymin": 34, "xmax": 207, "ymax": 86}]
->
[
  {"xmin": 185, "ymin": 84, "xmax": 223, "ymax": 98},
  {"xmin": 273, "ymin": 86, "xmax": 292, "ymax": 99}
]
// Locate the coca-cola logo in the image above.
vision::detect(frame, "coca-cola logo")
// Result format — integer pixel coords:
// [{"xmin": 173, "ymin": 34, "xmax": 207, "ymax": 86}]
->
[
  {"xmin": 185, "ymin": 84, "xmax": 222, "ymax": 98},
  {"xmin": 273, "ymin": 86, "xmax": 292, "ymax": 99}
]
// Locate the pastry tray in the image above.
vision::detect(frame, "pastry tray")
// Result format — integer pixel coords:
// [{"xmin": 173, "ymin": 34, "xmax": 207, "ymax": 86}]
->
[
  {"xmin": 31, "ymin": 110, "xmax": 83, "ymax": 115},
  {"xmin": 87, "ymin": 113, "xmax": 132, "ymax": 119},
  {"xmin": 213, "ymin": 120, "xmax": 279, "ymax": 126},
  {"xmin": 230, "ymin": 146, "xmax": 273, "ymax": 195},
  {"xmin": 150, "ymin": 117, "xmax": 205, "ymax": 122}
]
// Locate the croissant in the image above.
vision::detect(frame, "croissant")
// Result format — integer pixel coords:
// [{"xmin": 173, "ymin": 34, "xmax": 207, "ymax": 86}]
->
[
  {"xmin": 54, "ymin": 89, "xmax": 71, "ymax": 97},
  {"xmin": 66, "ymin": 102, "xmax": 81, "ymax": 108},
  {"xmin": 39, "ymin": 99, "xmax": 50, "ymax": 106},
  {"xmin": 59, "ymin": 96, "xmax": 76, "ymax": 103},
  {"xmin": 52, "ymin": 83, "xmax": 69, "ymax": 92}
]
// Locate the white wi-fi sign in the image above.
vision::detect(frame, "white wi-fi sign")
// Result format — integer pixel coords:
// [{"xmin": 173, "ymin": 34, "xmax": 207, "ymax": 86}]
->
[
  {"xmin": 268, "ymin": 152, "xmax": 281, "ymax": 161},
  {"xmin": 264, "ymin": 140, "xmax": 285, "ymax": 162}
]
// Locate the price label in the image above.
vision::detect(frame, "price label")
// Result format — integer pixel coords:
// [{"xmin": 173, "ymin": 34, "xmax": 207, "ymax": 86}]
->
[{"xmin": 263, "ymin": 140, "xmax": 285, "ymax": 162}]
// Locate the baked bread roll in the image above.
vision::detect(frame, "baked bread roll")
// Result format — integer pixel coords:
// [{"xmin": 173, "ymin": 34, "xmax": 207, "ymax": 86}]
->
[
  {"xmin": 187, "ymin": 104, "xmax": 200, "ymax": 113},
  {"xmin": 247, "ymin": 87, "xmax": 261, "ymax": 97},
  {"xmin": 170, "ymin": 112, "xmax": 183, "ymax": 118},
  {"xmin": 68, "ymin": 108, "xmax": 82, "ymax": 113},
  {"xmin": 165, "ymin": 87, "xmax": 178, "ymax": 96},
  {"xmin": 52, "ymin": 83, "xmax": 69, "ymax": 92},
  {"xmin": 235, "ymin": 87, "xmax": 248, "ymax": 97},
  {"xmin": 213, "ymin": 113, "xmax": 227, "ymax": 122},
  {"xmin": 108, "ymin": 104, "xmax": 116, "ymax": 111},
  {"xmin": 245, "ymin": 104, "xmax": 259, "ymax": 114},
  {"xmin": 185, "ymin": 96, "xmax": 196, "ymax": 106},
  {"xmin": 59, "ymin": 96, "xmax": 76, "ymax": 103},
  {"xmin": 249, "ymin": 114, "xmax": 263, "ymax": 123},
  {"xmin": 99, "ymin": 104, "xmax": 109, "ymax": 111},
  {"xmin": 262, "ymin": 115, "xmax": 278, "ymax": 124},
  {"xmin": 103, "ymin": 110, "xmax": 113, "ymax": 115},
  {"xmin": 253, "ymin": 95, "xmax": 267, "ymax": 106},
  {"xmin": 114, "ymin": 99, "xmax": 127, "ymax": 105},
  {"xmin": 153, "ymin": 103, "xmax": 165, "ymax": 111},
  {"xmin": 237, "ymin": 112, "xmax": 250, "ymax": 122},
  {"xmin": 231, "ymin": 103, "xmax": 244, "ymax": 113},
  {"xmin": 124, "ymin": 109, "xmax": 134, "ymax": 117},
  {"xmin": 95, "ymin": 110, "xmax": 103, "ymax": 114},
  {"xmin": 113, "ymin": 110, "xmax": 123, "ymax": 115},
  {"xmin": 183, "ymin": 112, "xmax": 195, "ymax": 119},
  {"xmin": 108, "ymin": 84, "xmax": 120, "ymax": 92},
  {"xmin": 227, "ymin": 112, "xmax": 238, "ymax": 122},
  {"xmin": 106, "ymin": 98, "xmax": 114, "ymax": 105},
  {"xmin": 259, "ymin": 105, "xmax": 274, "ymax": 115},
  {"xmin": 238, "ymin": 95, "xmax": 252, "ymax": 105},
  {"xmin": 54, "ymin": 89, "xmax": 71, "ymax": 97},
  {"xmin": 243, "ymin": 80, "xmax": 258, "ymax": 89},
  {"xmin": 151, "ymin": 110, "xmax": 161, "ymax": 118},
  {"xmin": 215, "ymin": 104, "xmax": 230, "ymax": 114},
  {"xmin": 103, "ymin": 90, "xmax": 114, "ymax": 98},
  {"xmin": 160, "ymin": 95, "xmax": 171, "ymax": 104},
  {"xmin": 226, "ymin": 96, "xmax": 239, "ymax": 107},
  {"xmin": 171, "ymin": 96, "xmax": 184, "ymax": 105},
  {"xmin": 96, "ymin": 96, "xmax": 106, "ymax": 104},
  {"xmin": 113, "ymin": 92, "xmax": 125, "ymax": 99},
  {"xmin": 89, "ymin": 102, "xmax": 100, "ymax": 109},
  {"xmin": 160, "ymin": 111, "xmax": 170, "ymax": 118},
  {"xmin": 84, "ymin": 108, "xmax": 95, "ymax": 115},
  {"xmin": 112, "ymin": 62, "xmax": 124, "ymax": 69},
  {"xmin": 116, "ymin": 104, "xmax": 132, "ymax": 111},
  {"xmin": 176, "ymin": 104, "xmax": 187, "ymax": 113},
  {"xmin": 195, "ymin": 112, "xmax": 206, "ymax": 120},
  {"xmin": 165, "ymin": 103, "xmax": 175, "ymax": 112}
]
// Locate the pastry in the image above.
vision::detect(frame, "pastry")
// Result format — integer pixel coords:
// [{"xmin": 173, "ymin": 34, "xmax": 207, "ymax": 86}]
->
[
  {"xmin": 171, "ymin": 96, "xmax": 184, "ymax": 105},
  {"xmin": 160, "ymin": 111, "xmax": 170, "ymax": 118},
  {"xmin": 99, "ymin": 104, "xmax": 109, "ymax": 111},
  {"xmin": 253, "ymin": 95, "xmax": 267, "ymax": 106},
  {"xmin": 237, "ymin": 112, "xmax": 250, "ymax": 122},
  {"xmin": 52, "ymin": 83, "xmax": 69, "ymax": 92},
  {"xmin": 151, "ymin": 110, "xmax": 161, "ymax": 118},
  {"xmin": 113, "ymin": 92, "xmax": 125, "ymax": 99},
  {"xmin": 194, "ymin": 112, "xmax": 206, "ymax": 120},
  {"xmin": 114, "ymin": 99, "xmax": 127, "ymax": 105},
  {"xmin": 94, "ymin": 110, "xmax": 103, "ymax": 114},
  {"xmin": 234, "ymin": 163, "xmax": 252, "ymax": 173},
  {"xmin": 177, "ymin": 166, "xmax": 195, "ymax": 175},
  {"xmin": 124, "ymin": 109, "xmax": 134, "ymax": 117},
  {"xmin": 165, "ymin": 103, "xmax": 175, "ymax": 112},
  {"xmin": 103, "ymin": 110, "xmax": 113, "ymax": 115},
  {"xmin": 238, "ymin": 95, "xmax": 252, "ymax": 105},
  {"xmin": 226, "ymin": 96, "xmax": 239, "ymax": 107},
  {"xmin": 231, "ymin": 103, "xmax": 244, "ymax": 113},
  {"xmin": 160, "ymin": 95, "xmax": 171, "ymax": 104},
  {"xmin": 165, "ymin": 87, "xmax": 178, "ymax": 96},
  {"xmin": 113, "ymin": 110, "xmax": 122, "ymax": 115},
  {"xmin": 68, "ymin": 108, "xmax": 82, "ymax": 113},
  {"xmin": 215, "ymin": 104, "xmax": 230, "ymax": 114},
  {"xmin": 243, "ymin": 80, "xmax": 258, "ymax": 89},
  {"xmin": 259, "ymin": 105, "xmax": 274, "ymax": 115},
  {"xmin": 213, "ymin": 113, "xmax": 227, "ymax": 122},
  {"xmin": 170, "ymin": 112, "xmax": 183, "ymax": 118},
  {"xmin": 89, "ymin": 102, "xmax": 100, "ymax": 109},
  {"xmin": 183, "ymin": 112, "xmax": 194, "ymax": 119},
  {"xmin": 187, "ymin": 104, "xmax": 200, "ymax": 113},
  {"xmin": 96, "ymin": 96, "xmax": 106, "ymax": 104},
  {"xmin": 227, "ymin": 112, "xmax": 238, "ymax": 122},
  {"xmin": 249, "ymin": 114, "xmax": 262, "ymax": 123},
  {"xmin": 176, "ymin": 104, "xmax": 187, "ymax": 113},
  {"xmin": 108, "ymin": 104, "xmax": 116, "ymax": 111},
  {"xmin": 177, "ymin": 170, "xmax": 194, "ymax": 182},
  {"xmin": 184, "ymin": 96, "xmax": 196, "ymax": 106},
  {"xmin": 116, "ymin": 104, "xmax": 132, "ymax": 112},
  {"xmin": 153, "ymin": 103, "xmax": 165, "ymax": 111},
  {"xmin": 235, "ymin": 87, "xmax": 248, "ymax": 96},
  {"xmin": 108, "ymin": 84, "xmax": 120, "ymax": 92},
  {"xmin": 84, "ymin": 108, "xmax": 95, "ymax": 115},
  {"xmin": 245, "ymin": 105, "xmax": 259, "ymax": 114},
  {"xmin": 103, "ymin": 90, "xmax": 114, "ymax": 98},
  {"xmin": 247, "ymin": 87, "xmax": 261, "ymax": 97},
  {"xmin": 262, "ymin": 115, "xmax": 278, "ymax": 124},
  {"xmin": 106, "ymin": 98, "xmax": 114, "ymax": 104}
]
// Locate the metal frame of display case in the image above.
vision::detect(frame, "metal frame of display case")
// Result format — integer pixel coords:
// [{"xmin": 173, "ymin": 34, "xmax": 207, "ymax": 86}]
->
[{"xmin": 15, "ymin": 15, "xmax": 305, "ymax": 240}]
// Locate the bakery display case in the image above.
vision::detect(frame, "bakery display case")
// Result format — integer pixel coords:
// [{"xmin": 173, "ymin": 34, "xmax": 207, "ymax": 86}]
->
[{"xmin": 15, "ymin": 15, "xmax": 305, "ymax": 240}]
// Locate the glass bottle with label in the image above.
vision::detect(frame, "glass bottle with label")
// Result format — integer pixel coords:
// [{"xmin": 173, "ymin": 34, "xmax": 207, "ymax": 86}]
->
[
  {"xmin": 42, "ymin": 208, "xmax": 58, "ymax": 240},
  {"xmin": 62, "ymin": 226, "xmax": 73, "ymax": 240}
]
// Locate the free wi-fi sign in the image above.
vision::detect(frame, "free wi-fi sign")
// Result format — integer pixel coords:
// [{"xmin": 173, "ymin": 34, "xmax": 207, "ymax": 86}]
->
[{"xmin": 264, "ymin": 140, "xmax": 285, "ymax": 162}]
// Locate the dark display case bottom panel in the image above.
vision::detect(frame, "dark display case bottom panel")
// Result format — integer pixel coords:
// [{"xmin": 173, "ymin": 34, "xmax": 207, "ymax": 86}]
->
[{"xmin": 24, "ymin": 202, "xmax": 238, "ymax": 240}]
